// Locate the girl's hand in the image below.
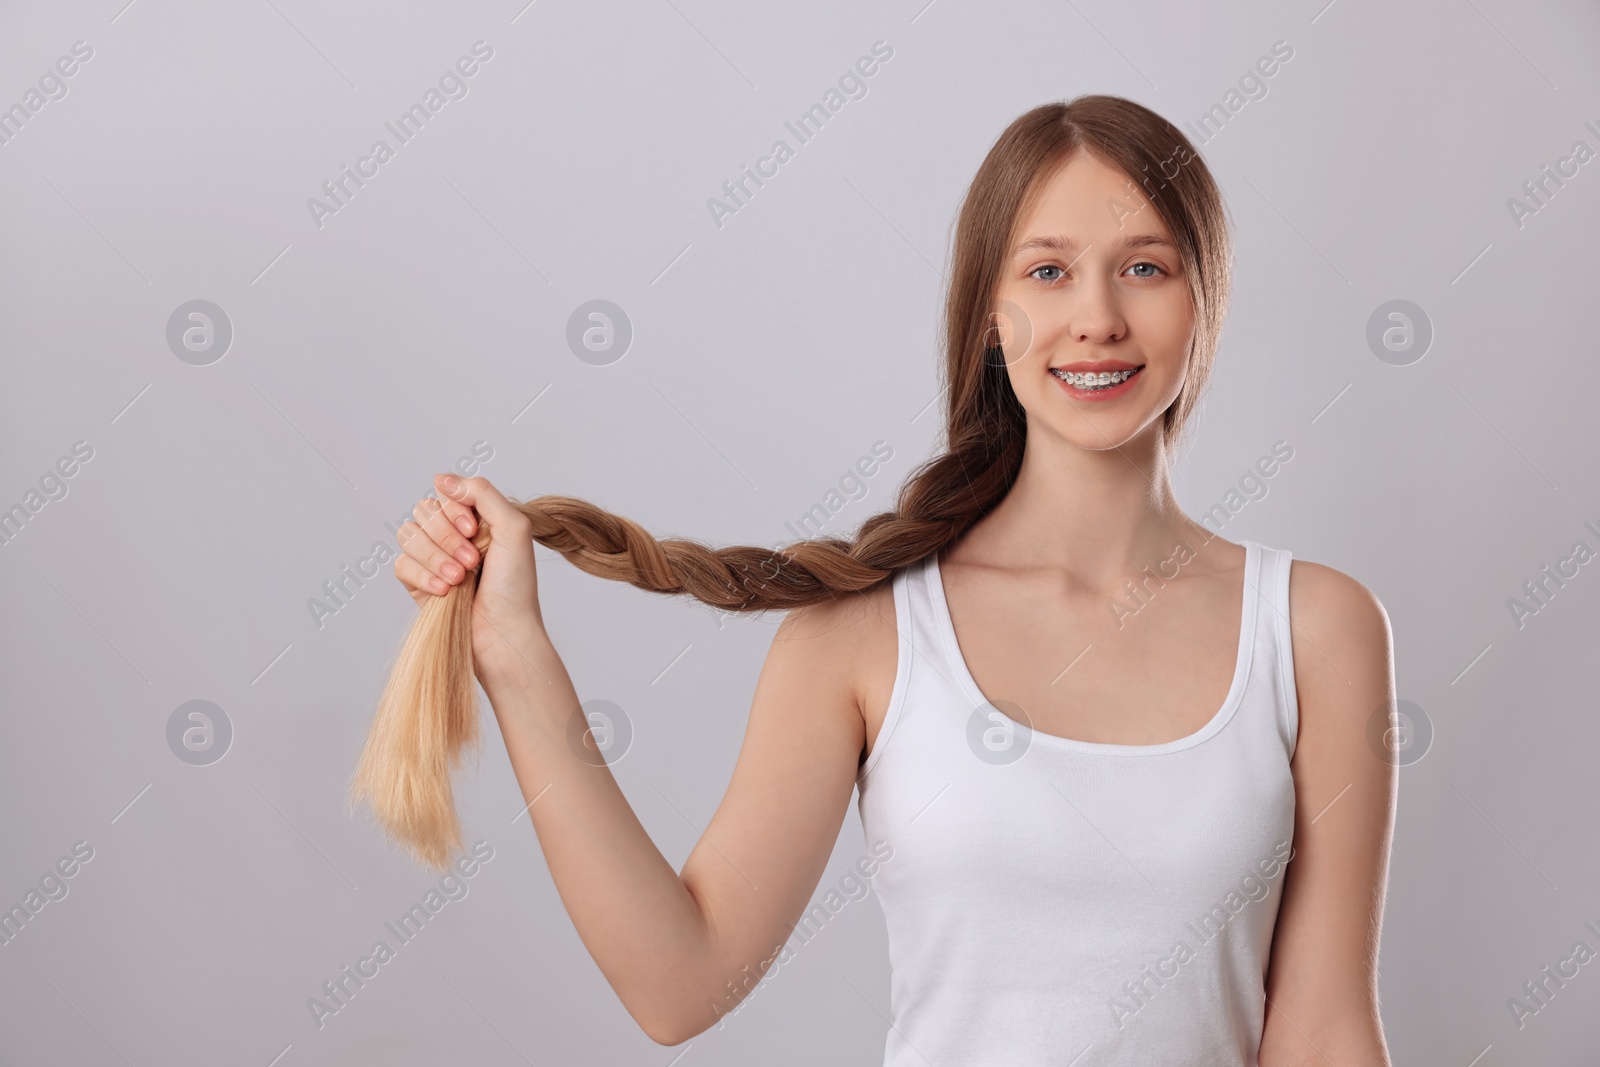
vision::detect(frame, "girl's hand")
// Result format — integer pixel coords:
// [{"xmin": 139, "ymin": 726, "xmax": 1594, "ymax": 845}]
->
[{"xmin": 393, "ymin": 473, "xmax": 547, "ymax": 673}]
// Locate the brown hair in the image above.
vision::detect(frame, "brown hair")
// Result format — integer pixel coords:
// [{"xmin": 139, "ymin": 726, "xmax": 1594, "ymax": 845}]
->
[{"xmin": 351, "ymin": 94, "xmax": 1234, "ymax": 870}]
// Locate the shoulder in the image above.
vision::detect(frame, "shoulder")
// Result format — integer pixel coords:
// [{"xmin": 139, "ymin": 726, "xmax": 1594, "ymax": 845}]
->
[
  {"xmin": 1282, "ymin": 555, "xmax": 1395, "ymax": 764},
  {"xmin": 1286, "ymin": 556, "xmax": 1392, "ymax": 660},
  {"xmin": 771, "ymin": 573, "xmax": 900, "ymax": 734},
  {"xmin": 773, "ymin": 576, "xmax": 896, "ymax": 647}
]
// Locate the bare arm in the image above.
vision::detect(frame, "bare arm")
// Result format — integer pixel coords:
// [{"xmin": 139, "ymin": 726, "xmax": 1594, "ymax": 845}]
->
[
  {"xmin": 394, "ymin": 474, "xmax": 871, "ymax": 1044},
  {"xmin": 479, "ymin": 599, "xmax": 868, "ymax": 1043},
  {"xmin": 1258, "ymin": 560, "xmax": 1398, "ymax": 1066}
]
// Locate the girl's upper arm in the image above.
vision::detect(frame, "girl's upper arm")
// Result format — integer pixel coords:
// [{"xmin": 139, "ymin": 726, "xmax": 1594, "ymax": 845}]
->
[
  {"xmin": 1260, "ymin": 560, "xmax": 1399, "ymax": 1065},
  {"xmin": 672, "ymin": 586, "xmax": 884, "ymax": 1037}
]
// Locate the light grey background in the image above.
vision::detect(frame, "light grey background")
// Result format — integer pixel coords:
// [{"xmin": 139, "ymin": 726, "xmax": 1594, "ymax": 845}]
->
[{"xmin": 2, "ymin": 0, "xmax": 1597, "ymax": 1064}]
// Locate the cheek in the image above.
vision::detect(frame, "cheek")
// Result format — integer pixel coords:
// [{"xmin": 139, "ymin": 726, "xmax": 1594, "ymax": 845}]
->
[
  {"xmin": 1145, "ymin": 361, "xmax": 1193, "ymax": 416},
  {"xmin": 993, "ymin": 296, "xmax": 1045, "ymax": 359},
  {"xmin": 1000, "ymin": 331, "xmax": 1055, "ymax": 394},
  {"xmin": 1131, "ymin": 298, "xmax": 1191, "ymax": 343}
]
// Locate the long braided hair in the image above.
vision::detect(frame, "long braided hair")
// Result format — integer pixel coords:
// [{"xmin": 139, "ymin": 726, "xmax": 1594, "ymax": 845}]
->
[{"xmin": 352, "ymin": 94, "xmax": 1234, "ymax": 870}]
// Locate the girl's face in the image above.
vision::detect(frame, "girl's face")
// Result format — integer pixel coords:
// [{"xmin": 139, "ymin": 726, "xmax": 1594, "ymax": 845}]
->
[{"xmin": 990, "ymin": 148, "xmax": 1196, "ymax": 451}]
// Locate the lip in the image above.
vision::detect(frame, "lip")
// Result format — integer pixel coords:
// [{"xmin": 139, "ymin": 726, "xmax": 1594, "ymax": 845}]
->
[{"xmin": 1049, "ymin": 363, "xmax": 1144, "ymax": 402}]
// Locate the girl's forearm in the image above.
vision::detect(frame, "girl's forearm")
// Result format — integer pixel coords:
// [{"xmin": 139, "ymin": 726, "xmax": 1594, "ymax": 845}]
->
[{"xmin": 479, "ymin": 635, "xmax": 714, "ymax": 1042}]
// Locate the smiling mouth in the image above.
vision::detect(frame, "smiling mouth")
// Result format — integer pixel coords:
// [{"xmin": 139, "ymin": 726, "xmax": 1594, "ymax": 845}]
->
[{"xmin": 1049, "ymin": 365, "xmax": 1143, "ymax": 391}]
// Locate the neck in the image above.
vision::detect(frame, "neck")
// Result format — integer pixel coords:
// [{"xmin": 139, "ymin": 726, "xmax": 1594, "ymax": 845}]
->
[{"xmin": 952, "ymin": 418, "xmax": 1219, "ymax": 588}]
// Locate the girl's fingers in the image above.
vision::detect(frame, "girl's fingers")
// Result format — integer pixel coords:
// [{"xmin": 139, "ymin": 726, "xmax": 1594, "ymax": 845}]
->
[
  {"xmin": 396, "ymin": 518, "xmax": 468, "ymax": 588},
  {"xmin": 412, "ymin": 494, "xmax": 480, "ymax": 570},
  {"xmin": 435, "ymin": 473, "xmax": 529, "ymax": 539},
  {"xmin": 390, "ymin": 477, "xmax": 511, "ymax": 608},
  {"xmin": 426, "ymin": 482, "xmax": 477, "ymax": 539},
  {"xmin": 393, "ymin": 552, "xmax": 449, "ymax": 599},
  {"xmin": 439, "ymin": 491, "xmax": 477, "ymax": 539}
]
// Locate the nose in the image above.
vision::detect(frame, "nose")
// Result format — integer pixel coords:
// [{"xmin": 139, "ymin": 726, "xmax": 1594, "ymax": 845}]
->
[{"xmin": 1067, "ymin": 275, "xmax": 1126, "ymax": 344}]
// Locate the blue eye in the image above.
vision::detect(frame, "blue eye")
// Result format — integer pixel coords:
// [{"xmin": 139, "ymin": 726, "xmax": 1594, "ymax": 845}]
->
[{"xmin": 1031, "ymin": 261, "xmax": 1167, "ymax": 283}]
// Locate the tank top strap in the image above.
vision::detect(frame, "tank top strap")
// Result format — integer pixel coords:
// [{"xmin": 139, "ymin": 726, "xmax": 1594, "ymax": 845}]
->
[
  {"xmin": 1242, "ymin": 539, "xmax": 1299, "ymax": 759},
  {"xmin": 856, "ymin": 554, "xmax": 968, "ymax": 784},
  {"xmin": 857, "ymin": 559, "xmax": 918, "ymax": 782}
]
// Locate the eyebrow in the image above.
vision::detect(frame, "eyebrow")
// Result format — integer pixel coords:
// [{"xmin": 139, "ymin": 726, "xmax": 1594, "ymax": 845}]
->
[{"xmin": 1012, "ymin": 233, "xmax": 1176, "ymax": 256}]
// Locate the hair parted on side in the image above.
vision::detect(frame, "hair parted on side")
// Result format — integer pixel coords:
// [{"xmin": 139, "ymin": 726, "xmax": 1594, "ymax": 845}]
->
[{"xmin": 351, "ymin": 93, "xmax": 1235, "ymax": 871}]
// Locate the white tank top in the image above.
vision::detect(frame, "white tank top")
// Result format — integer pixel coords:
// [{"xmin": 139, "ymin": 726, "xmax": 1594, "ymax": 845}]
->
[{"xmin": 855, "ymin": 539, "xmax": 1299, "ymax": 1066}]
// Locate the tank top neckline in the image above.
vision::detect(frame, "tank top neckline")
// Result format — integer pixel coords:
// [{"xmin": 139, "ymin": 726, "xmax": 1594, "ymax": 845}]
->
[{"xmin": 921, "ymin": 538, "xmax": 1262, "ymax": 756}]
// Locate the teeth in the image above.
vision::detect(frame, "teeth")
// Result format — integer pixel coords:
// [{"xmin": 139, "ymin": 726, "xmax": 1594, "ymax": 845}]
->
[{"xmin": 1051, "ymin": 367, "xmax": 1138, "ymax": 389}]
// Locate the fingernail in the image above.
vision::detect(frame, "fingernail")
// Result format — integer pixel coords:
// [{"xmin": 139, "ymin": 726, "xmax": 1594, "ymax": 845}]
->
[
  {"xmin": 440, "ymin": 473, "xmax": 460, "ymax": 492},
  {"xmin": 455, "ymin": 547, "xmax": 475, "ymax": 566},
  {"xmin": 455, "ymin": 516, "xmax": 472, "ymax": 535},
  {"xmin": 442, "ymin": 561, "xmax": 463, "ymax": 581}
]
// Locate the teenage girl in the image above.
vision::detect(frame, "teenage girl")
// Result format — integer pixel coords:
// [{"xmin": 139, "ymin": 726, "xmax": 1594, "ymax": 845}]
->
[{"xmin": 387, "ymin": 96, "xmax": 1395, "ymax": 1065}]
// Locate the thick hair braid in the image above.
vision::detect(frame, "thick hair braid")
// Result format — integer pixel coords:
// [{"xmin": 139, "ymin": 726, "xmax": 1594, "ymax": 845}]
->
[{"xmin": 508, "ymin": 449, "xmax": 1000, "ymax": 614}]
